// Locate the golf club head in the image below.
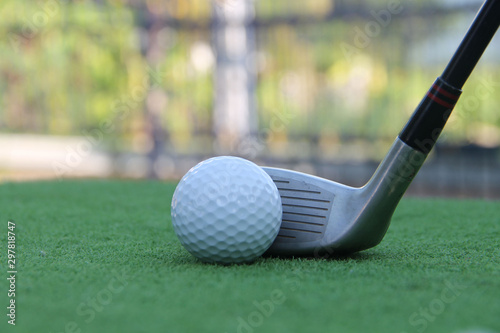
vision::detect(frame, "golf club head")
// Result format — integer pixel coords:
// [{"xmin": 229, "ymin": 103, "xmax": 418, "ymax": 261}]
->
[{"xmin": 263, "ymin": 138, "xmax": 427, "ymax": 257}]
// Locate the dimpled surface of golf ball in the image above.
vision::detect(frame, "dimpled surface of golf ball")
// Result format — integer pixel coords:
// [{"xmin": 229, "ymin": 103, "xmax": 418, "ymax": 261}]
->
[{"xmin": 171, "ymin": 156, "xmax": 282, "ymax": 264}]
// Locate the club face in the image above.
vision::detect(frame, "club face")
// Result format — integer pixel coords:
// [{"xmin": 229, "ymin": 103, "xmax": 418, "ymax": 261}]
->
[{"xmin": 262, "ymin": 167, "xmax": 359, "ymax": 256}]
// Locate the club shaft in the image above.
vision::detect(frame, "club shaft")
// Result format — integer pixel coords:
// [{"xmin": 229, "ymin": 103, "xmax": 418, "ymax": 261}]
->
[
  {"xmin": 442, "ymin": 0, "xmax": 500, "ymax": 89},
  {"xmin": 399, "ymin": 0, "xmax": 500, "ymax": 154}
]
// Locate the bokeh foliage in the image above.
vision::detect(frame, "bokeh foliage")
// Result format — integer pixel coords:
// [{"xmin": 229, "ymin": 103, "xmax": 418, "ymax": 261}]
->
[{"xmin": 0, "ymin": 0, "xmax": 498, "ymax": 156}]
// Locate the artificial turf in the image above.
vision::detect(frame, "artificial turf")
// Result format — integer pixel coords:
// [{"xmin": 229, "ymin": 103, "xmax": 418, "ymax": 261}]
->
[{"xmin": 1, "ymin": 180, "xmax": 499, "ymax": 333}]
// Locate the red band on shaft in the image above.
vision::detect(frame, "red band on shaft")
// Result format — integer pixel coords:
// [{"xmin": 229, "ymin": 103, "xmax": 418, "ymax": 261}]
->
[
  {"xmin": 432, "ymin": 84, "xmax": 460, "ymax": 100},
  {"xmin": 427, "ymin": 92, "xmax": 455, "ymax": 109}
]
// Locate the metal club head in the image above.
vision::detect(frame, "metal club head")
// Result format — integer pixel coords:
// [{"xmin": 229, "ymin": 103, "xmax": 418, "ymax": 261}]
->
[{"xmin": 262, "ymin": 138, "xmax": 427, "ymax": 256}]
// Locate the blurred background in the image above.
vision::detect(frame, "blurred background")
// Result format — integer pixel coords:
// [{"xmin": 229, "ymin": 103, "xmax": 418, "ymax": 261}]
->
[{"xmin": 1, "ymin": 0, "xmax": 499, "ymax": 197}]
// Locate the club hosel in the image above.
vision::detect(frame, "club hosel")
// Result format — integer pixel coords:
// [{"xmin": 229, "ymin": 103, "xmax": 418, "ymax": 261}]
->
[
  {"xmin": 336, "ymin": 138, "xmax": 427, "ymax": 253},
  {"xmin": 399, "ymin": 77, "xmax": 462, "ymax": 155},
  {"xmin": 363, "ymin": 137, "xmax": 427, "ymax": 202}
]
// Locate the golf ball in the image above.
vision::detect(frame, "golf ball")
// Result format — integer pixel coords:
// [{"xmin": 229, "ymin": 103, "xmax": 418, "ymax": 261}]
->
[{"xmin": 171, "ymin": 156, "xmax": 282, "ymax": 264}]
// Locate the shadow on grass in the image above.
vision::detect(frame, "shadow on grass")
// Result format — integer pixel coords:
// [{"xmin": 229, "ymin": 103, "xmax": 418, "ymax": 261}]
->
[
  {"xmin": 164, "ymin": 249, "xmax": 385, "ymax": 266},
  {"xmin": 262, "ymin": 249, "xmax": 384, "ymax": 262},
  {"xmin": 131, "ymin": 243, "xmax": 386, "ymax": 268}
]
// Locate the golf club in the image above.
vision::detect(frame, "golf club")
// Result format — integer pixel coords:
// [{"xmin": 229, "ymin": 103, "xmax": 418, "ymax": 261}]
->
[{"xmin": 263, "ymin": 0, "xmax": 500, "ymax": 256}]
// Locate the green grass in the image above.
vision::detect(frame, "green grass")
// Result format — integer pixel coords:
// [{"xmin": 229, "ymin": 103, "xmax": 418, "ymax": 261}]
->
[{"xmin": 1, "ymin": 180, "xmax": 499, "ymax": 333}]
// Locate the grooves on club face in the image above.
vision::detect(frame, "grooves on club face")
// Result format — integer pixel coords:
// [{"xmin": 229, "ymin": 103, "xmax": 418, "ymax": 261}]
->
[
  {"xmin": 269, "ymin": 175, "xmax": 334, "ymax": 242},
  {"xmin": 262, "ymin": 169, "xmax": 341, "ymax": 256}
]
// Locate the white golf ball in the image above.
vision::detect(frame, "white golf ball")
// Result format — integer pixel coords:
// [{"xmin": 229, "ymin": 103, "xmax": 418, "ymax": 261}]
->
[{"xmin": 171, "ymin": 156, "xmax": 282, "ymax": 264}]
